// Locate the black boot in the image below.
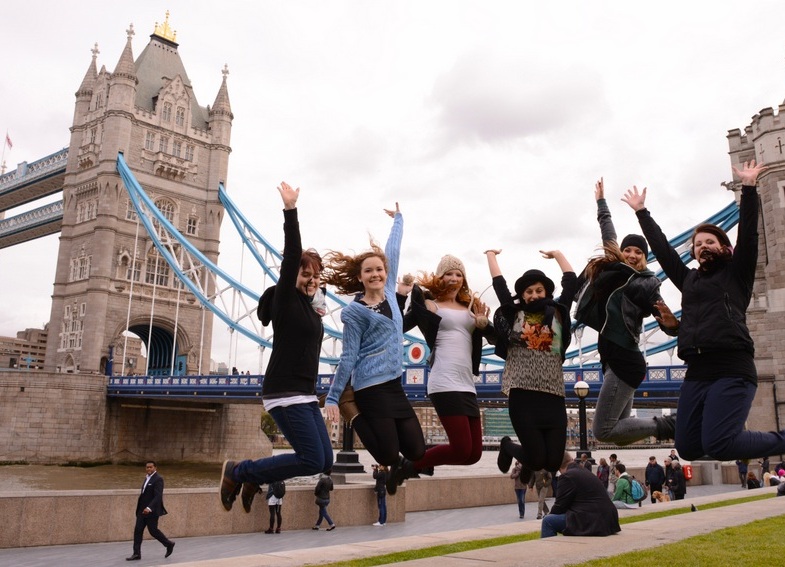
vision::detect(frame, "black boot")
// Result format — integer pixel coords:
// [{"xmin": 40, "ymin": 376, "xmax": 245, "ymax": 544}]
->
[
  {"xmin": 497, "ymin": 436, "xmax": 513, "ymax": 473},
  {"xmin": 655, "ymin": 415, "xmax": 676, "ymax": 441},
  {"xmin": 397, "ymin": 458, "xmax": 420, "ymax": 485},
  {"xmin": 386, "ymin": 456, "xmax": 403, "ymax": 495}
]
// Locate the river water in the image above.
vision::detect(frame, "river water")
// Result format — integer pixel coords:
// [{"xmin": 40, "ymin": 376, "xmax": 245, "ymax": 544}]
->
[{"xmin": 0, "ymin": 447, "xmax": 721, "ymax": 492}]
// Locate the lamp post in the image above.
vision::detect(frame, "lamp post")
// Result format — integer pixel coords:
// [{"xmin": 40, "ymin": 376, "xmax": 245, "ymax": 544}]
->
[{"xmin": 573, "ymin": 380, "xmax": 590, "ymax": 460}]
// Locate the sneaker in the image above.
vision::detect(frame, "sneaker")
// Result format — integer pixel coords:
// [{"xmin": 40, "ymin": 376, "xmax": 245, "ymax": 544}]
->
[
  {"xmin": 312, "ymin": 526, "xmax": 320, "ymax": 530},
  {"xmin": 373, "ymin": 521, "xmax": 384, "ymax": 526},
  {"xmin": 327, "ymin": 524, "xmax": 336, "ymax": 531},
  {"xmin": 264, "ymin": 529, "xmax": 274, "ymax": 534},
  {"xmin": 536, "ymin": 514, "xmax": 542, "ymax": 519},
  {"xmin": 275, "ymin": 529, "xmax": 281, "ymax": 534},
  {"xmin": 655, "ymin": 415, "xmax": 676, "ymax": 441},
  {"xmin": 497, "ymin": 436, "xmax": 513, "ymax": 473},
  {"xmin": 241, "ymin": 483, "xmax": 259, "ymax": 513},
  {"xmin": 220, "ymin": 460, "xmax": 241, "ymax": 511}
]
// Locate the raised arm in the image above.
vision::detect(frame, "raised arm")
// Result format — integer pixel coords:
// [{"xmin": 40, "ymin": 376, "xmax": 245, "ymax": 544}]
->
[
  {"xmin": 623, "ymin": 185, "xmax": 690, "ymax": 291},
  {"xmin": 541, "ymin": 250, "xmax": 578, "ymax": 308},
  {"xmin": 276, "ymin": 182, "xmax": 303, "ymax": 298},
  {"xmin": 383, "ymin": 203, "xmax": 403, "ymax": 297},
  {"xmin": 595, "ymin": 177, "xmax": 618, "ymax": 244},
  {"xmin": 485, "ymin": 249, "xmax": 515, "ymax": 306},
  {"xmin": 730, "ymin": 160, "xmax": 766, "ymax": 286}
]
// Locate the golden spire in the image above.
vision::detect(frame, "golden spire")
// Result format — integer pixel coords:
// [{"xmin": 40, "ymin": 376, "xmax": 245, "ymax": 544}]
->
[{"xmin": 153, "ymin": 11, "xmax": 177, "ymax": 43}]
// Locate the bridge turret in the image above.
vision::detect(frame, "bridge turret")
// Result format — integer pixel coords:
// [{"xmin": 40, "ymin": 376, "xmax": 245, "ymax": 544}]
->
[
  {"xmin": 73, "ymin": 44, "xmax": 98, "ymax": 124},
  {"xmin": 205, "ymin": 65, "xmax": 233, "ymax": 229}
]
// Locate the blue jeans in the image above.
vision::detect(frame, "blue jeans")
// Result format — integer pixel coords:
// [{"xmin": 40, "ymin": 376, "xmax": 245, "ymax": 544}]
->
[
  {"xmin": 235, "ymin": 402, "xmax": 333, "ymax": 484},
  {"xmin": 541, "ymin": 513, "xmax": 567, "ymax": 538},
  {"xmin": 593, "ymin": 367, "xmax": 657, "ymax": 445},
  {"xmin": 377, "ymin": 493, "xmax": 387, "ymax": 524},
  {"xmin": 514, "ymin": 488, "xmax": 526, "ymax": 518},
  {"xmin": 676, "ymin": 377, "xmax": 785, "ymax": 461},
  {"xmin": 316, "ymin": 501, "xmax": 334, "ymax": 526}
]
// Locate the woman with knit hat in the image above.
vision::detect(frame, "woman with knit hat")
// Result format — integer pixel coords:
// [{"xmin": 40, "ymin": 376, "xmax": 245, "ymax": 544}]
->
[
  {"xmin": 624, "ymin": 159, "xmax": 785, "ymax": 462},
  {"xmin": 389, "ymin": 254, "xmax": 495, "ymax": 487},
  {"xmin": 485, "ymin": 248, "xmax": 578, "ymax": 475},
  {"xmin": 321, "ymin": 204, "xmax": 426, "ymax": 494},
  {"xmin": 574, "ymin": 178, "xmax": 680, "ymax": 447}
]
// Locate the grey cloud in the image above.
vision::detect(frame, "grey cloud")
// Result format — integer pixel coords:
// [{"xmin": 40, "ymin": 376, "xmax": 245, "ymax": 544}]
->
[{"xmin": 429, "ymin": 50, "xmax": 609, "ymax": 147}]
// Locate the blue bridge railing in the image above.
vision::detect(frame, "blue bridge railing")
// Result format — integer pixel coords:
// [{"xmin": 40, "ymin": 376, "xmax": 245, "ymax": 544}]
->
[{"xmin": 107, "ymin": 364, "xmax": 686, "ymax": 404}]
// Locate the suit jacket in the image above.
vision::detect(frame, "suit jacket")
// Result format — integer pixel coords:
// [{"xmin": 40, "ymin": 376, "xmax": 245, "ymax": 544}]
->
[
  {"xmin": 136, "ymin": 473, "xmax": 167, "ymax": 517},
  {"xmin": 549, "ymin": 462, "xmax": 620, "ymax": 536}
]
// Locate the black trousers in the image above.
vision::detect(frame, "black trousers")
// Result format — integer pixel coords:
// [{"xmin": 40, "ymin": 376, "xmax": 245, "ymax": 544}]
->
[{"xmin": 133, "ymin": 513, "xmax": 172, "ymax": 555}]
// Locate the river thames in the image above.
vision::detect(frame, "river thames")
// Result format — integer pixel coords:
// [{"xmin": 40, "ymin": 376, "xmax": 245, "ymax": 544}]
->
[{"xmin": 0, "ymin": 446, "xmax": 744, "ymax": 492}]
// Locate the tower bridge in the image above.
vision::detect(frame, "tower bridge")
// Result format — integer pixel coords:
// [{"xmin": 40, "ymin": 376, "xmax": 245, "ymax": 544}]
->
[{"xmin": 2, "ymin": 14, "xmax": 785, "ymax": 466}]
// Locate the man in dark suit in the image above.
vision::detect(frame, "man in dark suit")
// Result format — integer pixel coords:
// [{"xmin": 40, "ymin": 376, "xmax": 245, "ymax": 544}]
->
[
  {"xmin": 127, "ymin": 461, "xmax": 175, "ymax": 561},
  {"xmin": 541, "ymin": 452, "xmax": 621, "ymax": 538}
]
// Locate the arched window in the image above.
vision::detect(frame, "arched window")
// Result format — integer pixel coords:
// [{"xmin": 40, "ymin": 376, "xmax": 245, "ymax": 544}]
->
[
  {"xmin": 175, "ymin": 106, "xmax": 185, "ymax": 126},
  {"xmin": 145, "ymin": 249, "xmax": 170, "ymax": 287},
  {"xmin": 162, "ymin": 102, "xmax": 172, "ymax": 122}
]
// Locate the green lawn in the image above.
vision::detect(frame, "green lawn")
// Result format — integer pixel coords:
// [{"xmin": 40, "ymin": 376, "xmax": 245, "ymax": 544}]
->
[{"xmin": 316, "ymin": 494, "xmax": 775, "ymax": 567}]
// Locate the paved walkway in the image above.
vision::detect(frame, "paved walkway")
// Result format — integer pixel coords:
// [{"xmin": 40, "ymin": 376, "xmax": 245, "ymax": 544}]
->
[{"xmin": 0, "ymin": 484, "xmax": 777, "ymax": 567}]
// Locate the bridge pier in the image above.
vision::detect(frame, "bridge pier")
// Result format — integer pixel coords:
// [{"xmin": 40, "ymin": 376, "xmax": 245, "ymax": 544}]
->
[{"xmin": 0, "ymin": 371, "xmax": 270, "ymax": 464}]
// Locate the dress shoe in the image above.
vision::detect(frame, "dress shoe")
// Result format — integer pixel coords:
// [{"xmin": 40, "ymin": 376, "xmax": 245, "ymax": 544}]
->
[
  {"xmin": 165, "ymin": 542, "xmax": 175, "ymax": 558},
  {"xmin": 220, "ymin": 460, "xmax": 241, "ymax": 511},
  {"xmin": 241, "ymin": 482, "xmax": 259, "ymax": 513},
  {"xmin": 126, "ymin": 554, "xmax": 141, "ymax": 561}
]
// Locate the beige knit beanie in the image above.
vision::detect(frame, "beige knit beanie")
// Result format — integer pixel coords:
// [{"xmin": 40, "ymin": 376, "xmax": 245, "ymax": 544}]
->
[{"xmin": 435, "ymin": 254, "xmax": 466, "ymax": 278}]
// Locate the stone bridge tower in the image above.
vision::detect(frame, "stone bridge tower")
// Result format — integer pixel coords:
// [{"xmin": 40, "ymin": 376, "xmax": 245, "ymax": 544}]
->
[
  {"xmin": 728, "ymin": 103, "xmax": 785, "ymax": 442},
  {"xmin": 44, "ymin": 15, "xmax": 232, "ymax": 375}
]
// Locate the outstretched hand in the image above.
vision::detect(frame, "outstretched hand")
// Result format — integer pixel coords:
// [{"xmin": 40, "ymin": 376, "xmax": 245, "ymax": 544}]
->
[
  {"xmin": 595, "ymin": 177, "xmax": 605, "ymax": 201},
  {"xmin": 277, "ymin": 182, "xmax": 299, "ymax": 210},
  {"xmin": 384, "ymin": 202, "xmax": 401, "ymax": 218},
  {"xmin": 621, "ymin": 186, "xmax": 647, "ymax": 212},
  {"xmin": 732, "ymin": 159, "xmax": 767, "ymax": 186},
  {"xmin": 653, "ymin": 299, "xmax": 679, "ymax": 330},
  {"xmin": 540, "ymin": 249, "xmax": 562, "ymax": 260}
]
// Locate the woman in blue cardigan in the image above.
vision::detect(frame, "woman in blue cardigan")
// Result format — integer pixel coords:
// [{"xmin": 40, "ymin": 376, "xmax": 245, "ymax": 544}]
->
[{"xmin": 323, "ymin": 204, "xmax": 425, "ymax": 495}]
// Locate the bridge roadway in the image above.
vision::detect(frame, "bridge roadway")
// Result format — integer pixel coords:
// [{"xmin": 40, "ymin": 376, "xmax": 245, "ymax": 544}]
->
[
  {"xmin": 0, "ymin": 148, "xmax": 67, "ymax": 248},
  {"xmin": 107, "ymin": 364, "xmax": 685, "ymax": 406}
]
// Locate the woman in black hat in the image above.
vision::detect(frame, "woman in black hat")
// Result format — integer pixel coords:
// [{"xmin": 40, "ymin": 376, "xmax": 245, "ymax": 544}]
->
[
  {"xmin": 574, "ymin": 178, "xmax": 679, "ymax": 447},
  {"xmin": 485, "ymin": 249, "xmax": 578, "ymax": 475}
]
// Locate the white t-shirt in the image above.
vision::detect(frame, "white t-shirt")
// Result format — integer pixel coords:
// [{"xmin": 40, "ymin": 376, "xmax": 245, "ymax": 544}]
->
[{"xmin": 427, "ymin": 306, "xmax": 476, "ymax": 395}]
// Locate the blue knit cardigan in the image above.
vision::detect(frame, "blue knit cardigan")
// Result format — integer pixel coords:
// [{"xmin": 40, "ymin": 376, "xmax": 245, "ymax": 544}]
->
[{"xmin": 326, "ymin": 212, "xmax": 404, "ymax": 405}]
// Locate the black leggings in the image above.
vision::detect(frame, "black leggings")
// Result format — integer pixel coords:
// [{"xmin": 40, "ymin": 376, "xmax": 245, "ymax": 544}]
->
[
  {"xmin": 507, "ymin": 389, "xmax": 567, "ymax": 473},
  {"xmin": 353, "ymin": 415, "xmax": 426, "ymax": 466}
]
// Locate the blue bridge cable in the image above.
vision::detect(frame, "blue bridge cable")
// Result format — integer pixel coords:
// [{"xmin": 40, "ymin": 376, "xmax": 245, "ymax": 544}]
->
[{"xmin": 118, "ymin": 153, "xmax": 738, "ymax": 372}]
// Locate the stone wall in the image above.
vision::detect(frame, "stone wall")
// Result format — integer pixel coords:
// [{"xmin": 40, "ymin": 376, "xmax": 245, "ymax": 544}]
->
[
  {"xmin": 0, "ymin": 372, "xmax": 107, "ymax": 463},
  {"xmin": 0, "ymin": 370, "xmax": 270, "ymax": 464},
  {"xmin": 104, "ymin": 399, "xmax": 269, "ymax": 463}
]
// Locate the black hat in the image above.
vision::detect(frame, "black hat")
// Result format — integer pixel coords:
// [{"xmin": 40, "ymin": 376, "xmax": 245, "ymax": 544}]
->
[
  {"xmin": 620, "ymin": 234, "xmax": 648, "ymax": 257},
  {"xmin": 514, "ymin": 269, "xmax": 555, "ymax": 298}
]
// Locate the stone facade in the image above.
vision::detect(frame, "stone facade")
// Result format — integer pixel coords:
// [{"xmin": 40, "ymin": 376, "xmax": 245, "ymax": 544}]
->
[
  {"xmin": 44, "ymin": 20, "xmax": 232, "ymax": 376},
  {"xmin": 728, "ymin": 106, "xmax": 785, "ymax": 441},
  {"xmin": 0, "ymin": 371, "xmax": 269, "ymax": 464}
]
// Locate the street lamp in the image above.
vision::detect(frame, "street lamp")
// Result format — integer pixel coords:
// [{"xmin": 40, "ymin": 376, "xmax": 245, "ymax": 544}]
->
[{"xmin": 573, "ymin": 380, "xmax": 590, "ymax": 460}]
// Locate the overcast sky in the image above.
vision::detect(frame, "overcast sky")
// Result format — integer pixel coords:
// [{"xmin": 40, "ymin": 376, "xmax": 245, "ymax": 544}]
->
[{"xmin": 1, "ymin": 1, "xmax": 783, "ymax": 372}]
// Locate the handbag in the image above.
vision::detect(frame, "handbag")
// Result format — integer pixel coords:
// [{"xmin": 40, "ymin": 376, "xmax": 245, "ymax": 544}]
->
[{"xmin": 338, "ymin": 385, "xmax": 360, "ymax": 425}]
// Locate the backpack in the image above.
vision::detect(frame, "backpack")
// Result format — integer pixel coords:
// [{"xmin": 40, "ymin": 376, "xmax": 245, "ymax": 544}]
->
[
  {"xmin": 272, "ymin": 480, "xmax": 286, "ymax": 499},
  {"xmin": 573, "ymin": 275, "xmax": 604, "ymax": 332},
  {"xmin": 630, "ymin": 477, "xmax": 648, "ymax": 503}
]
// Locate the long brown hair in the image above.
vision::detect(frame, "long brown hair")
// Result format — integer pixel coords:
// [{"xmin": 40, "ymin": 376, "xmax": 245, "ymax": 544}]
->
[
  {"xmin": 322, "ymin": 244, "xmax": 387, "ymax": 296},
  {"xmin": 583, "ymin": 242, "xmax": 627, "ymax": 281},
  {"xmin": 416, "ymin": 272, "xmax": 478, "ymax": 311}
]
